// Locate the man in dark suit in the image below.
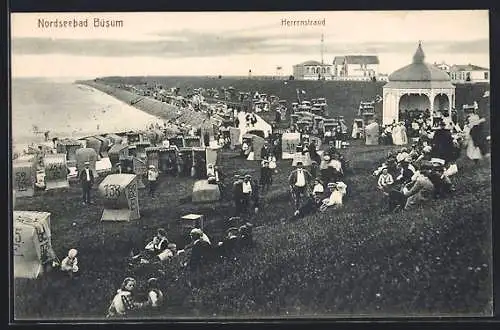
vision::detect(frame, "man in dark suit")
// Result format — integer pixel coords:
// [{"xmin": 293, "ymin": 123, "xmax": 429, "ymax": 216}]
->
[
  {"xmin": 79, "ymin": 161, "xmax": 94, "ymax": 205},
  {"xmin": 232, "ymin": 175, "xmax": 244, "ymax": 216},
  {"xmin": 288, "ymin": 162, "xmax": 313, "ymax": 215},
  {"xmin": 260, "ymin": 142, "xmax": 272, "ymax": 160}
]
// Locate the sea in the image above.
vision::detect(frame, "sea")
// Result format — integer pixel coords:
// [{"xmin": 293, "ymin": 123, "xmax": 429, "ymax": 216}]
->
[{"xmin": 11, "ymin": 77, "xmax": 163, "ymax": 153}]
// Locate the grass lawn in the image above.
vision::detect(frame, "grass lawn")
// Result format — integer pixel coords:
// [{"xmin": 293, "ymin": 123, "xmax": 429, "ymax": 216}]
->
[{"xmin": 13, "ymin": 140, "xmax": 492, "ymax": 320}]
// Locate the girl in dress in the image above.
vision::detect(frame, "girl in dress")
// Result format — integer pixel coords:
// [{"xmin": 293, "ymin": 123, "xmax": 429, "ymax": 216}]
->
[{"xmin": 320, "ymin": 181, "xmax": 348, "ymax": 212}]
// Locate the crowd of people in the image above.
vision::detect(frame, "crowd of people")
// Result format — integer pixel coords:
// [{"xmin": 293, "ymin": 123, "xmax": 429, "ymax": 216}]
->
[
  {"xmin": 373, "ymin": 113, "xmax": 489, "ymax": 212},
  {"xmin": 18, "ymin": 80, "xmax": 491, "ymax": 318}
]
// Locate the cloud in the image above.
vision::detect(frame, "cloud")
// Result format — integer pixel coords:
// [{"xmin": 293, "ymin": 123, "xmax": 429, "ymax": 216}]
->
[{"xmin": 11, "ymin": 30, "xmax": 489, "ymax": 60}]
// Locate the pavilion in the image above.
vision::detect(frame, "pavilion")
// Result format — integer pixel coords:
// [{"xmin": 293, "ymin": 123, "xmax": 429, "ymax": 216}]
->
[{"xmin": 382, "ymin": 42, "xmax": 455, "ymax": 125}]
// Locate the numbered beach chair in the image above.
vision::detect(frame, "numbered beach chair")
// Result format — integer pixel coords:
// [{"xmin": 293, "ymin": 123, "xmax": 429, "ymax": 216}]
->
[
  {"xmin": 12, "ymin": 160, "xmax": 36, "ymax": 197},
  {"xmin": 13, "ymin": 211, "xmax": 57, "ymax": 279},
  {"xmin": 43, "ymin": 153, "xmax": 69, "ymax": 190},
  {"xmin": 98, "ymin": 174, "xmax": 141, "ymax": 221}
]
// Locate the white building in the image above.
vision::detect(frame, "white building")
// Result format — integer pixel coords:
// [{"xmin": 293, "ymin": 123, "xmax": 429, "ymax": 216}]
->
[
  {"xmin": 292, "ymin": 60, "xmax": 333, "ymax": 80},
  {"xmin": 383, "ymin": 42, "xmax": 455, "ymax": 125},
  {"xmin": 434, "ymin": 61, "xmax": 451, "ymax": 74},
  {"xmin": 332, "ymin": 55, "xmax": 380, "ymax": 81},
  {"xmin": 449, "ymin": 64, "xmax": 489, "ymax": 83}
]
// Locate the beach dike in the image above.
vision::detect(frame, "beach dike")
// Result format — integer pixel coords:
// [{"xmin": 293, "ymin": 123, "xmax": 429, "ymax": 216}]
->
[{"xmin": 79, "ymin": 80, "xmax": 216, "ymax": 130}]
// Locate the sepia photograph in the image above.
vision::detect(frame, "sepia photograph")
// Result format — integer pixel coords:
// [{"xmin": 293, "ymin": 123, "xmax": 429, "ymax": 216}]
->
[{"xmin": 10, "ymin": 10, "xmax": 492, "ymax": 320}]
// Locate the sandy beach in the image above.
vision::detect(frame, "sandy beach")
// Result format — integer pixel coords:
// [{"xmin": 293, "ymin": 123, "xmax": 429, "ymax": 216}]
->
[{"xmin": 79, "ymin": 80, "xmax": 215, "ymax": 130}]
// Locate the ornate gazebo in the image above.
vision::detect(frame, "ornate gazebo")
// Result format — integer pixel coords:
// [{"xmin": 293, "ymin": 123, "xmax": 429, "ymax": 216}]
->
[{"xmin": 382, "ymin": 42, "xmax": 455, "ymax": 125}]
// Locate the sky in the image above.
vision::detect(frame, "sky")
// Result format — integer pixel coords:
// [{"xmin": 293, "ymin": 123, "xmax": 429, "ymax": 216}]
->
[{"xmin": 10, "ymin": 10, "xmax": 490, "ymax": 78}]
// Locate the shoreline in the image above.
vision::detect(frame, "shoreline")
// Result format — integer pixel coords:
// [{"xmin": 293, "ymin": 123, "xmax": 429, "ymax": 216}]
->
[{"xmin": 77, "ymin": 80, "xmax": 215, "ymax": 130}]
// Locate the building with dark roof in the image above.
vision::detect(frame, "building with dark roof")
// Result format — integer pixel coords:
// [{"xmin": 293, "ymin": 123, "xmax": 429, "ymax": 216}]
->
[
  {"xmin": 449, "ymin": 64, "xmax": 489, "ymax": 83},
  {"xmin": 382, "ymin": 42, "xmax": 456, "ymax": 125},
  {"xmin": 332, "ymin": 55, "xmax": 380, "ymax": 81},
  {"xmin": 292, "ymin": 60, "xmax": 333, "ymax": 80}
]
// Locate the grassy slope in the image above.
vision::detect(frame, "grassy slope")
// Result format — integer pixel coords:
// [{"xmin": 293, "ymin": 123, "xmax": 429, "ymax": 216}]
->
[
  {"xmin": 96, "ymin": 76, "xmax": 490, "ymax": 128},
  {"xmin": 14, "ymin": 142, "xmax": 492, "ymax": 319}
]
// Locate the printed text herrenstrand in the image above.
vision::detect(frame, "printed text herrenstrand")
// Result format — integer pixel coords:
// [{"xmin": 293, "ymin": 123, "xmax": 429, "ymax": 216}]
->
[{"xmin": 281, "ymin": 19, "xmax": 326, "ymax": 27}]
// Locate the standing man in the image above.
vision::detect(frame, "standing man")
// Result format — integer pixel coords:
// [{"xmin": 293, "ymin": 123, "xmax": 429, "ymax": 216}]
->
[
  {"xmin": 147, "ymin": 165, "xmax": 159, "ymax": 198},
  {"xmin": 288, "ymin": 162, "xmax": 312, "ymax": 216},
  {"xmin": 232, "ymin": 175, "xmax": 244, "ymax": 216},
  {"xmin": 431, "ymin": 120, "xmax": 454, "ymax": 163},
  {"xmin": 260, "ymin": 142, "xmax": 272, "ymax": 160},
  {"xmin": 79, "ymin": 161, "xmax": 94, "ymax": 205}
]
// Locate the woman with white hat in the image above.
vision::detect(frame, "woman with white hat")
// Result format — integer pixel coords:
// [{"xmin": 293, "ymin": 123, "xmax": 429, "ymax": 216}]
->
[
  {"xmin": 402, "ymin": 170, "xmax": 434, "ymax": 210},
  {"xmin": 319, "ymin": 181, "xmax": 348, "ymax": 212}
]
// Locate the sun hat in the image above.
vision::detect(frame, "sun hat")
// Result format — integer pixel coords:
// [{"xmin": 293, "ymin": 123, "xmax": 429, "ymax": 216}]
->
[
  {"xmin": 68, "ymin": 249, "xmax": 78, "ymax": 258},
  {"xmin": 431, "ymin": 158, "xmax": 445, "ymax": 166},
  {"xmin": 190, "ymin": 228, "xmax": 203, "ymax": 237},
  {"xmin": 147, "ymin": 277, "xmax": 159, "ymax": 286}
]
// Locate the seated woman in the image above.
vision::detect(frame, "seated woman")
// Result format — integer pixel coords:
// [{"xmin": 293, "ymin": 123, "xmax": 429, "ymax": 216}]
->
[
  {"xmin": 319, "ymin": 181, "xmax": 348, "ymax": 212},
  {"xmin": 131, "ymin": 228, "xmax": 170, "ymax": 263},
  {"xmin": 402, "ymin": 170, "xmax": 435, "ymax": 210},
  {"xmin": 425, "ymin": 163, "xmax": 453, "ymax": 198}
]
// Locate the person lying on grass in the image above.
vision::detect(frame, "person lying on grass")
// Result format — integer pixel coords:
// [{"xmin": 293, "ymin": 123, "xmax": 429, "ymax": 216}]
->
[
  {"xmin": 289, "ymin": 192, "xmax": 321, "ymax": 220},
  {"xmin": 106, "ymin": 277, "xmax": 148, "ymax": 318}
]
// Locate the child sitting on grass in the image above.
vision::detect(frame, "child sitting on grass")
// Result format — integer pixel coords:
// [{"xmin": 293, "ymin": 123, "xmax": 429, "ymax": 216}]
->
[
  {"xmin": 107, "ymin": 277, "xmax": 148, "ymax": 318},
  {"xmin": 146, "ymin": 278, "xmax": 164, "ymax": 308},
  {"xmin": 60, "ymin": 248, "xmax": 79, "ymax": 278}
]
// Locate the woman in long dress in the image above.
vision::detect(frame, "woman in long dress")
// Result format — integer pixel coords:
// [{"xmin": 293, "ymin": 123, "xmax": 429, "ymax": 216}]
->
[
  {"xmin": 392, "ymin": 124, "xmax": 402, "ymax": 145},
  {"xmin": 400, "ymin": 122, "xmax": 408, "ymax": 145},
  {"xmin": 464, "ymin": 115, "xmax": 486, "ymax": 163}
]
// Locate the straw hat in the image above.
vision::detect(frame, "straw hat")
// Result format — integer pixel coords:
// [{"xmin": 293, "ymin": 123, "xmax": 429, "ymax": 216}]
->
[
  {"xmin": 431, "ymin": 158, "xmax": 445, "ymax": 166},
  {"xmin": 84, "ymin": 161, "xmax": 90, "ymax": 165}
]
